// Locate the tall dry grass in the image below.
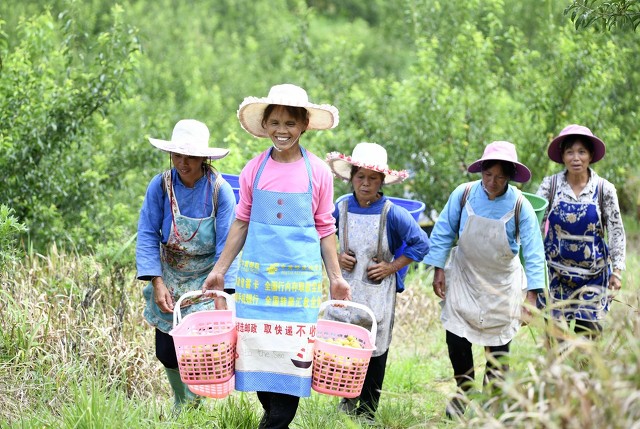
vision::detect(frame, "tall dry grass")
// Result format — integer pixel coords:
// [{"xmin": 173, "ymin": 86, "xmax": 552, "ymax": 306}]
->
[{"xmin": 1, "ymin": 219, "xmax": 639, "ymax": 428}]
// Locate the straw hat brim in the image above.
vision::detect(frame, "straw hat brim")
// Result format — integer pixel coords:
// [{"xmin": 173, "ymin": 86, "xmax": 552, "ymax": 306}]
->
[
  {"xmin": 325, "ymin": 152, "xmax": 409, "ymax": 185},
  {"xmin": 149, "ymin": 138, "xmax": 230, "ymax": 160},
  {"xmin": 237, "ymin": 97, "xmax": 339, "ymax": 138}
]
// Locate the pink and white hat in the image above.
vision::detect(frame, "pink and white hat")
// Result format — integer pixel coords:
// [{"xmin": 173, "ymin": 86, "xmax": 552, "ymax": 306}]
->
[
  {"xmin": 547, "ymin": 124, "xmax": 606, "ymax": 164},
  {"xmin": 467, "ymin": 141, "xmax": 531, "ymax": 183},
  {"xmin": 326, "ymin": 142, "xmax": 409, "ymax": 185}
]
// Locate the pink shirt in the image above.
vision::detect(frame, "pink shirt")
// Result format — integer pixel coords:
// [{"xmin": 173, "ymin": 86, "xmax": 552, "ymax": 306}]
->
[{"xmin": 236, "ymin": 148, "xmax": 337, "ymax": 239}]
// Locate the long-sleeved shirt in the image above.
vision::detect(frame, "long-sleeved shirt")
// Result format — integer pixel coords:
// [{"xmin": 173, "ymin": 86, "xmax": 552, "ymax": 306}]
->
[
  {"xmin": 235, "ymin": 148, "xmax": 336, "ymax": 238},
  {"xmin": 536, "ymin": 168, "xmax": 626, "ymax": 270},
  {"xmin": 424, "ymin": 181, "xmax": 546, "ymax": 291},
  {"xmin": 333, "ymin": 194, "xmax": 430, "ymax": 292},
  {"xmin": 135, "ymin": 168, "xmax": 238, "ymax": 289}
]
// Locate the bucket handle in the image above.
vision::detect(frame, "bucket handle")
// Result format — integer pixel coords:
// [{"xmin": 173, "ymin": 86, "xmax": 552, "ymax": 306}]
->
[
  {"xmin": 172, "ymin": 290, "xmax": 235, "ymax": 328},
  {"xmin": 318, "ymin": 300, "xmax": 377, "ymax": 347}
]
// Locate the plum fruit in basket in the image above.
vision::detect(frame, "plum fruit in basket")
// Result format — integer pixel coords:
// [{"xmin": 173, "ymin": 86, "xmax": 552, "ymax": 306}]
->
[
  {"xmin": 322, "ymin": 335, "xmax": 362, "ymax": 348},
  {"xmin": 179, "ymin": 343, "xmax": 230, "ymax": 380}
]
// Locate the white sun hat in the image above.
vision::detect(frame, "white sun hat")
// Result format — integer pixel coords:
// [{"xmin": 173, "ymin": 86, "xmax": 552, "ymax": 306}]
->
[
  {"xmin": 148, "ymin": 119, "xmax": 230, "ymax": 159},
  {"xmin": 326, "ymin": 142, "xmax": 409, "ymax": 185},
  {"xmin": 237, "ymin": 84, "xmax": 339, "ymax": 138}
]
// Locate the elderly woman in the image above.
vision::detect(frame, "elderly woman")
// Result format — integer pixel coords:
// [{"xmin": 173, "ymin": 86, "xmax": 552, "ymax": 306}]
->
[
  {"xmin": 424, "ymin": 141, "xmax": 546, "ymax": 418},
  {"xmin": 325, "ymin": 142, "xmax": 430, "ymax": 422},
  {"xmin": 536, "ymin": 124, "xmax": 626, "ymax": 338},
  {"xmin": 135, "ymin": 119, "xmax": 239, "ymax": 413},
  {"xmin": 202, "ymin": 84, "xmax": 350, "ymax": 429}
]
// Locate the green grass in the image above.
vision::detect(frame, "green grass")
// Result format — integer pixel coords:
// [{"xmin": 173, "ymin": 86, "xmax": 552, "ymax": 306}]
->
[{"xmin": 1, "ymin": 216, "xmax": 639, "ymax": 428}]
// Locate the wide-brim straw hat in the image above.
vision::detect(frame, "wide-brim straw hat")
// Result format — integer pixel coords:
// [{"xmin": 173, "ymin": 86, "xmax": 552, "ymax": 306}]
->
[
  {"xmin": 326, "ymin": 142, "xmax": 409, "ymax": 185},
  {"xmin": 237, "ymin": 84, "xmax": 339, "ymax": 138},
  {"xmin": 149, "ymin": 119, "xmax": 229, "ymax": 159},
  {"xmin": 547, "ymin": 124, "xmax": 606, "ymax": 164},
  {"xmin": 467, "ymin": 141, "xmax": 531, "ymax": 183}
]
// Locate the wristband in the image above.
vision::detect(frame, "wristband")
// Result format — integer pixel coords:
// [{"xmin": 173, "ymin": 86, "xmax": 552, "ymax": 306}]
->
[{"xmin": 611, "ymin": 272, "xmax": 622, "ymax": 281}]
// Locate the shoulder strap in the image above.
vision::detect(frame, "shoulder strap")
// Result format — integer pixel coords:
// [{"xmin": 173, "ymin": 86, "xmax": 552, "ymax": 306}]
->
[
  {"xmin": 457, "ymin": 183, "xmax": 473, "ymax": 235},
  {"xmin": 548, "ymin": 173, "xmax": 558, "ymax": 212},
  {"xmin": 597, "ymin": 178, "xmax": 606, "ymax": 238},
  {"xmin": 211, "ymin": 168, "xmax": 222, "ymax": 217},
  {"xmin": 376, "ymin": 201, "xmax": 392, "ymax": 261},
  {"xmin": 514, "ymin": 192, "xmax": 524, "ymax": 244},
  {"xmin": 340, "ymin": 199, "xmax": 350, "ymax": 253}
]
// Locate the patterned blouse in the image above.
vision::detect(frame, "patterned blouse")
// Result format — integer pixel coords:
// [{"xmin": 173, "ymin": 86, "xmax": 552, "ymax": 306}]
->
[{"xmin": 536, "ymin": 168, "xmax": 626, "ymax": 271}]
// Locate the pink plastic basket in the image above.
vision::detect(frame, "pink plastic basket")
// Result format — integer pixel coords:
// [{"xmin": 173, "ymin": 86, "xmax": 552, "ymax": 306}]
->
[
  {"xmin": 312, "ymin": 300, "xmax": 377, "ymax": 398},
  {"xmin": 169, "ymin": 290, "xmax": 236, "ymax": 397},
  {"xmin": 188, "ymin": 375, "xmax": 235, "ymax": 399}
]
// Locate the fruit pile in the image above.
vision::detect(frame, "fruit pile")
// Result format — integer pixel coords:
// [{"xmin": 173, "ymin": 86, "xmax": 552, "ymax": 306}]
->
[
  {"xmin": 178, "ymin": 342, "xmax": 234, "ymax": 382},
  {"xmin": 321, "ymin": 335, "xmax": 362, "ymax": 348}
]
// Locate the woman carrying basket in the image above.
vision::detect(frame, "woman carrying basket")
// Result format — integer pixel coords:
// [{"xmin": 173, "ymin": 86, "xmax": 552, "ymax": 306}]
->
[
  {"xmin": 203, "ymin": 84, "xmax": 350, "ymax": 429},
  {"xmin": 135, "ymin": 119, "xmax": 239, "ymax": 413},
  {"xmin": 324, "ymin": 142, "xmax": 430, "ymax": 422}
]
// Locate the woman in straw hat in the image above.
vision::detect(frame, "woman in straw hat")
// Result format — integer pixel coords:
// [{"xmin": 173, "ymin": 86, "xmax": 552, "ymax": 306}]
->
[
  {"xmin": 202, "ymin": 84, "xmax": 350, "ymax": 429},
  {"xmin": 135, "ymin": 119, "xmax": 239, "ymax": 413},
  {"xmin": 424, "ymin": 141, "xmax": 546, "ymax": 418},
  {"xmin": 325, "ymin": 142, "xmax": 430, "ymax": 422},
  {"xmin": 536, "ymin": 124, "xmax": 626, "ymax": 338}
]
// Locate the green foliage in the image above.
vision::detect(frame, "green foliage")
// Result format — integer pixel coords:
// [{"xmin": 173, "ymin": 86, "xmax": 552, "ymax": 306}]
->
[
  {"xmin": 566, "ymin": 0, "xmax": 640, "ymax": 31},
  {"xmin": 0, "ymin": 205, "xmax": 27, "ymax": 271},
  {"xmin": 0, "ymin": 5, "xmax": 141, "ymax": 250}
]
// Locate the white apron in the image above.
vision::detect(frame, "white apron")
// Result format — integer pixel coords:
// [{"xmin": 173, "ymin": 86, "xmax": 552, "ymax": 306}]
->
[{"xmin": 442, "ymin": 202, "xmax": 526, "ymax": 346}]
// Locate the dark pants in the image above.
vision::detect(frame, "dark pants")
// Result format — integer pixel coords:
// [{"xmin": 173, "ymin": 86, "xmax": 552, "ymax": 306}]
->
[
  {"xmin": 356, "ymin": 350, "xmax": 389, "ymax": 418},
  {"xmin": 156, "ymin": 328, "xmax": 179, "ymax": 369},
  {"xmin": 256, "ymin": 391, "xmax": 300, "ymax": 429},
  {"xmin": 446, "ymin": 330, "xmax": 510, "ymax": 393}
]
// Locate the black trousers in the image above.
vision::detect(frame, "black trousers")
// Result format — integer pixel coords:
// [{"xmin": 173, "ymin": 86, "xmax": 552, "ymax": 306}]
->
[
  {"xmin": 356, "ymin": 350, "xmax": 389, "ymax": 418},
  {"xmin": 446, "ymin": 330, "xmax": 510, "ymax": 392},
  {"xmin": 156, "ymin": 328, "xmax": 179, "ymax": 369},
  {"xmin": 256, "ymin": 391, "xmax": 300, "ymax": 429}
]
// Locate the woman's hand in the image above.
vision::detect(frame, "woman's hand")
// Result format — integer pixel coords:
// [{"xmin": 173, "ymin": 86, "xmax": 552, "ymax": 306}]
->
[
  {"xmin": 432, "ymin": 267, "xmax": 446, "ymax": 300},
  {"xmin": 521, "ymin": 290, "xmax": 538, "ymax": 325},
  {"xmin": 330, "ymin": 276, "xmax": 351, "ymax": 301},
  {"xmin": 202, "ymin": 270, "xmax": 225, "ymax": 293},
  {"xmin": 366, "ymin": 258, "xmax": 399, "ymax": 282},
  {"xmin": 338, "ymin": 250, "xmax": 357, "ymax": 271},
  {"xmin": 152, "ymin": 277, "xmax": 174, "ymax": 313},
  {"xmin": 609, "ymin": 271, "xmax": 623, "ymax": 292}
]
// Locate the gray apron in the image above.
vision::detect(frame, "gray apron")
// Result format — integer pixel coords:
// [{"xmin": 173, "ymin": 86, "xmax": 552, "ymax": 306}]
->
[
  {"xmin": 327, "ymin": 199, "xmax": 395, "ymax": 356},
  {"xmin": 442, "ymin": 201, "xmax": 526, "ymax": 347}
]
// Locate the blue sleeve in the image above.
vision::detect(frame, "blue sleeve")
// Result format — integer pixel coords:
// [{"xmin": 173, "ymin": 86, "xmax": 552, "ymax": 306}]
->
[
  {"xmin": 216, "ymin": 181, "xmax": 240, "ymax": 290},
  {"xmin": 518, "ymin": 199, "xmax": 547, "ymax": 290},
  {"xmin": 136, "ymin": 174, "xmax": 165, "ymax": 280},
  {"xmin": 422, "ymin": 183, "xmax": 468, "ymax": 268},
  {"xmin": 386, "ymin": 205, "xmax": 430, "ymax": 261}
]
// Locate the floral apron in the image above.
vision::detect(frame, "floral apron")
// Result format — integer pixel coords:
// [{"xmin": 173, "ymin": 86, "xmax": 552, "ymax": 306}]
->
[
  {"xmin": 234, "ymin": 147, "xmax": 323, "ymax": 397},
  {"xmin": 143, "ymin": 170, "xmax": 220, "ymax": 333},
  {"xmin": 326, "ymin": 199, "xmax": 395, "ymax": 357},
  {"xmin": 442, "ymin": 202, "xmax": 526, "ymax": 347},
  {"xmin": 543, "ymin": 190, "xmax": 609, "ymax": 321}
]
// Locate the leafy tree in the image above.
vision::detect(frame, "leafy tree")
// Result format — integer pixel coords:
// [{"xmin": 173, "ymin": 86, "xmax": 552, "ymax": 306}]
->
[
  {"xmin": 566, "ymin": 0, "xmax": 640, "ymax": 31},
  {"xmin": 0, "ymin": 6, "xmax": 141, "ymax": 249}
]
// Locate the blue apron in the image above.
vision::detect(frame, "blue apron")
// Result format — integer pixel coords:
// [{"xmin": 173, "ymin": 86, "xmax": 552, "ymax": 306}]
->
[
  {"xmin": 143, "ymin": 170, "xmax": 219, "ymax": 333},
  {"xmin": 234, "ymin": 148, "xmax": 323, "ymax": 397},
  {"xmin": 544, "ymin": 189, "xmax": 610, "ymax": 321}
]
